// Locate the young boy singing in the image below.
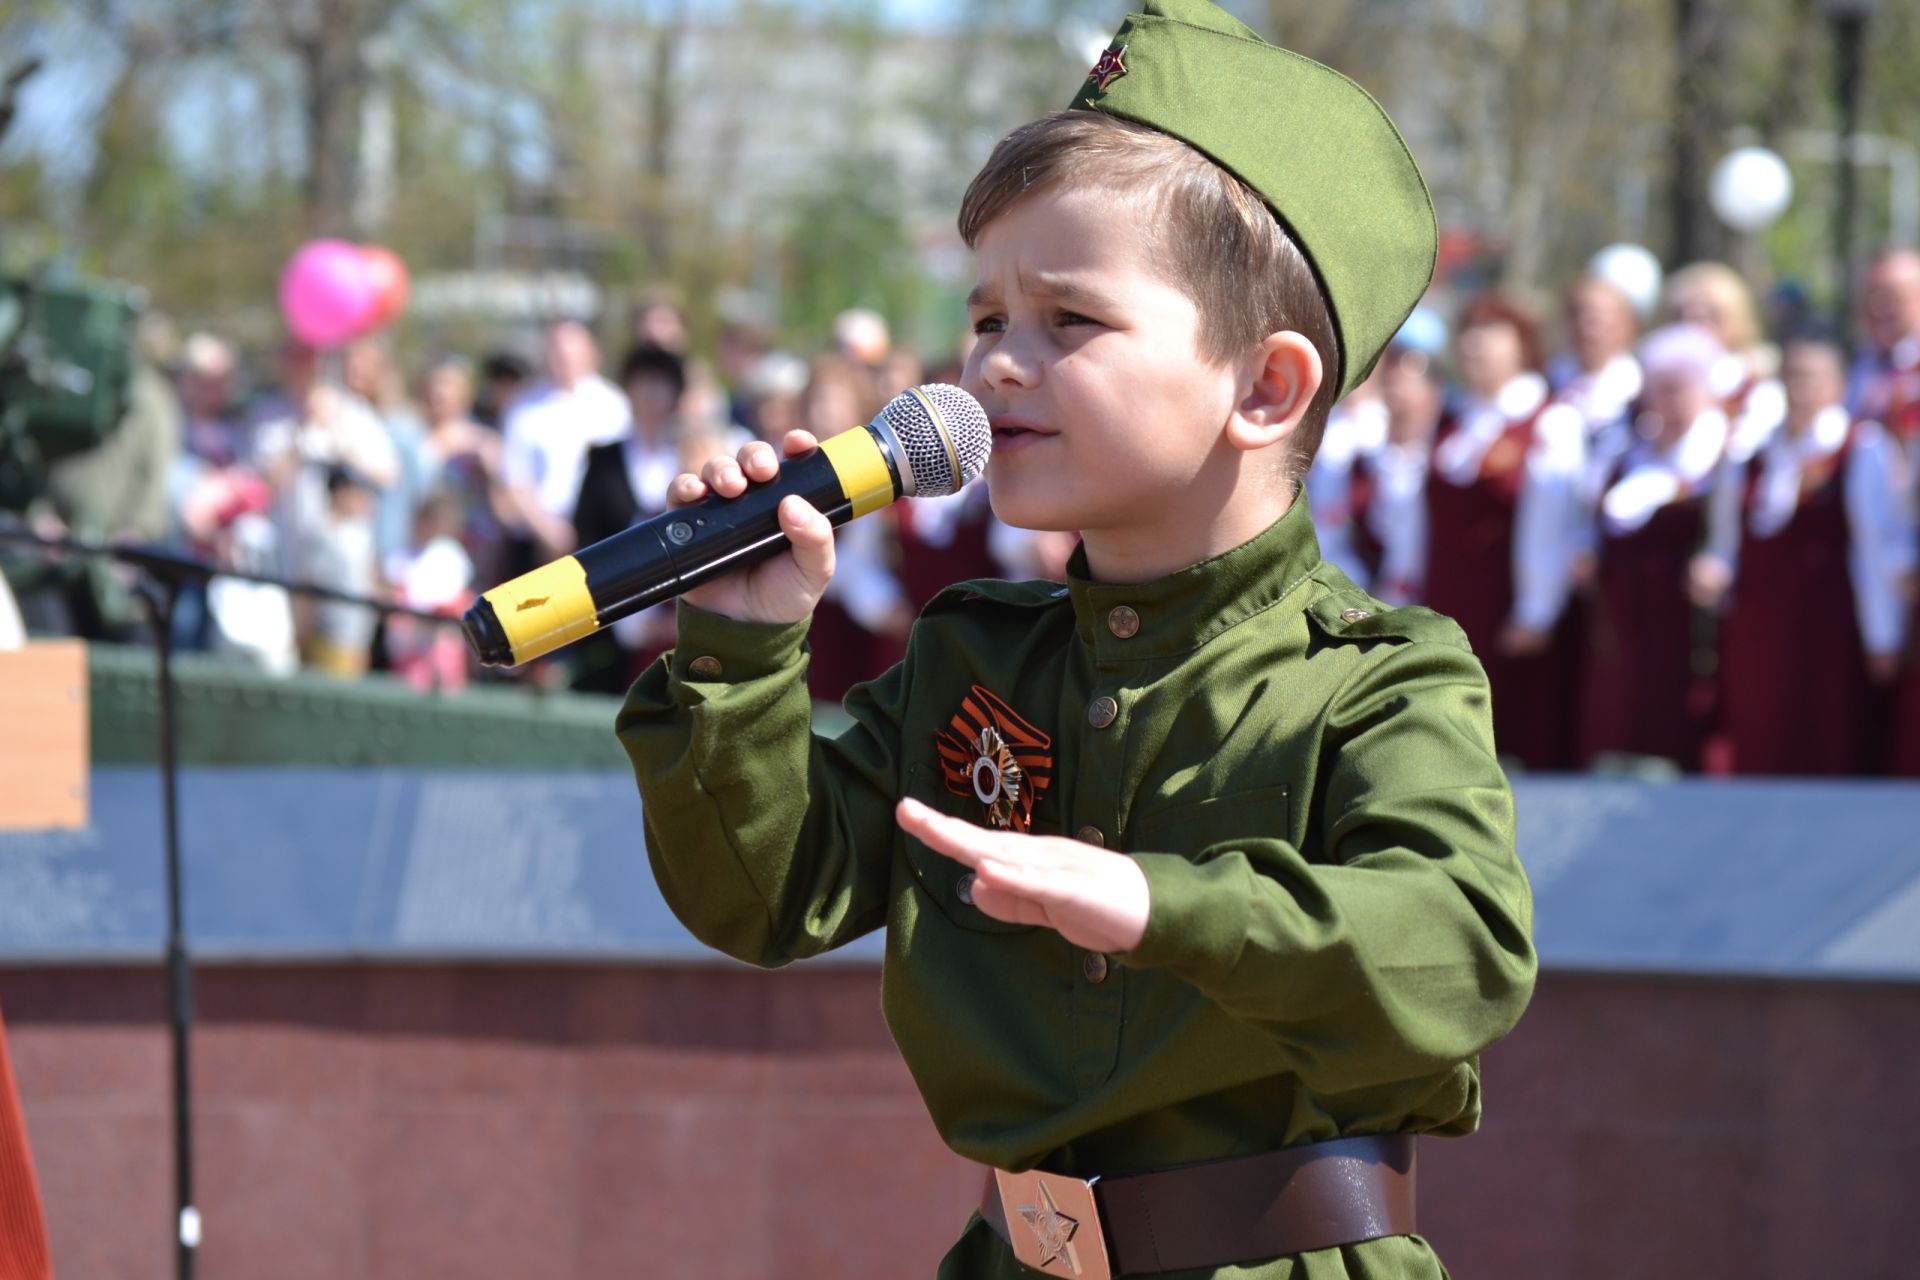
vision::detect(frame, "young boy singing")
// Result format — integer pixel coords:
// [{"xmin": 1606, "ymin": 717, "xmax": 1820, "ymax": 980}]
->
[{"xmin": 618, "ymin": 3, "xmax": 1537, "ymax": 1275}]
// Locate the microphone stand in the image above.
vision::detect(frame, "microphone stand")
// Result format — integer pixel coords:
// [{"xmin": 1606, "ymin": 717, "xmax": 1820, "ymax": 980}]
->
[{"xmin": 0, "ymin": 526, "xmax": 457, "ymax": 1280}]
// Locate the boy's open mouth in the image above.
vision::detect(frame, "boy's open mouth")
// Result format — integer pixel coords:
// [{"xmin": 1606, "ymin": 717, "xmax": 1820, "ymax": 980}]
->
[{"xmin": 989, "ymin": 416, "xmax": 1053, "ymax": 446}]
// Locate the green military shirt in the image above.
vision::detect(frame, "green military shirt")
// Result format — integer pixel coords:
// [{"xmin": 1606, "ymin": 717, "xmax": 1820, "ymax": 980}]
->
[{"xmin": 617, "ymin": 495, "xmax": 1537, "ymax": 1279}]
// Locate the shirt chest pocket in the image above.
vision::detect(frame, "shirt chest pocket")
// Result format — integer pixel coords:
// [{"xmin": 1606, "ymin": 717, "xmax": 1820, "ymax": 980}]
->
[
  {"xmin": 1127, "ymin": 784, "xmax": 1293, "ymax": 859},
  {"xmin": 900, "ymin": 763, "xmax": 1039, "ymax": 935}
]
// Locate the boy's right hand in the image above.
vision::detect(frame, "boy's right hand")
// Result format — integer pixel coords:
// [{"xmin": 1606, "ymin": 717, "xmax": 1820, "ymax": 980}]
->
[{"xmin": 670, "ymin": 431, "xmax": 836, "ymax": 625}]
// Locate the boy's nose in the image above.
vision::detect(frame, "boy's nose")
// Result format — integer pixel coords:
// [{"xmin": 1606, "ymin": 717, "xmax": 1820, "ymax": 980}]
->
[{"xmin": 979, "ymin": 335, "xmax": 1041, "ymax": 391}]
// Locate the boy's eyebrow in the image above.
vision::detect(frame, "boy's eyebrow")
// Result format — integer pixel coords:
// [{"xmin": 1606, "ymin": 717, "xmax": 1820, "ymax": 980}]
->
[{"xmin": 966, "ymin": 270, "xmax": 1114, "ymax": 311}]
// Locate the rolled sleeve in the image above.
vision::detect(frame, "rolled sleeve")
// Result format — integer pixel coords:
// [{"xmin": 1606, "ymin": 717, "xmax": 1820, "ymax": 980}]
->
[{"xmin": 664, "ymin": 600, "xmax": 812, "ymax": 693}]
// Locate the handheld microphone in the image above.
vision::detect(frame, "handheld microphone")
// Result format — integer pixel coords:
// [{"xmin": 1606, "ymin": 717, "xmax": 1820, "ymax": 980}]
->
[{"xmin": 462, "ymin": 383, "xmax": 991, "ymax": 667}]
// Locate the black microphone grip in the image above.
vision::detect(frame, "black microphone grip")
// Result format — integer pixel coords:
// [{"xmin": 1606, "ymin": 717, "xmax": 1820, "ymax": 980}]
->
[
  {"xmin": 463, "ymin": 438, "xmax": 891, "ymax": 668},
  {"xmin": 575, "ymin": 448, "xmax": 856, "ymax": 617}
]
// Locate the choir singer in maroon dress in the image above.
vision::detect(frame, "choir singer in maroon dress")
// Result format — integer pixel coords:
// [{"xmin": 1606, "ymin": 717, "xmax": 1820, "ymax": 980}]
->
[
  {"xmin": 1694, "ymin": 333, "xmax": 1916, "ymax": 776},
  {"xmin": 1425, "ymin": 294, "xmax": 1586, "ymax": 769},
  {"xmin": 1578, "ymin": 325, "xmax": 1731, "ymax": 770}
]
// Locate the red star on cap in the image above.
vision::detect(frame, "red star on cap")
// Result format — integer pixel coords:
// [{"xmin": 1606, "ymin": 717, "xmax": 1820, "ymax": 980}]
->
[{"xmin": 1089, "ymin": 45, "xmax": 1128, "ymax": 93}]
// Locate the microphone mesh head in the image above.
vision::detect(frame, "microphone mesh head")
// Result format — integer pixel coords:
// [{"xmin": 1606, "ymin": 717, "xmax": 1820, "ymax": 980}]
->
[{"xmin": 876, "ymin": 384, "xmax": 991, "ymax": 497}]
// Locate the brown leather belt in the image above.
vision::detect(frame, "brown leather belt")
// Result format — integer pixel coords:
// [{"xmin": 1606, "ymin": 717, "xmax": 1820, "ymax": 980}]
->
[{"xmin": 978, "ymin": 1134, "xmax": 1416, "ymax": 1279}]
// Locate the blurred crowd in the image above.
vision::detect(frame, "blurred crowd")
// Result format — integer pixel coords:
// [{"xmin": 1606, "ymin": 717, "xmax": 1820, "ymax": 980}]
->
[
  {"xmin": 6, "ymin": 246, "xmax": 1920, "ymax": 779},
  {"xmin": 1308, "ymin": 247, "xmax": 1920, "ymax": 778},
  {"xmin": 3, "ymin": 293, "xmax": 1074, "ymax": 704}
]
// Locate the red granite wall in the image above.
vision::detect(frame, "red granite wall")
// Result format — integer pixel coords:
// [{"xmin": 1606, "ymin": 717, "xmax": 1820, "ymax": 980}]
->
[{"xmin": 0, "ymin": 965, "xmax": 1912, "ymax": 1279}]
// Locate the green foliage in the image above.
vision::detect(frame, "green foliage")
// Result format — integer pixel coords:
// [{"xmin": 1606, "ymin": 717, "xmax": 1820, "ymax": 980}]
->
[
  {"xmin": 0, "ymin": 153, "xmax": 59, "ymax": 271},
  {"xmin": 4, "ymin": 0, "xmax": 1916, "ymax": 364},
  {"xmin": 779, "ymin": 154, "xmax": 923, "ymax": 351}
]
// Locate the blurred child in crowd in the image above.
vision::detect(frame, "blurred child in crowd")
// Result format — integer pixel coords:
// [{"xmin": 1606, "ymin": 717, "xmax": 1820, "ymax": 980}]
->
[{"xmin": 384, "ymin": 491, "xmax": 477, "ymax": 692}]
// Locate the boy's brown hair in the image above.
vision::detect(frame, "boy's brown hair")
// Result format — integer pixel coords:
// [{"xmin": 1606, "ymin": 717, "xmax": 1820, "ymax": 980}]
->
[{"xmin": 958, "ymin": 110, "xmax": 1341, "ymax": 475}]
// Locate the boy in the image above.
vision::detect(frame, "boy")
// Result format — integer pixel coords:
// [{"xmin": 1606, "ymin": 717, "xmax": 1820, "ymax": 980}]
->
[{"xmin": 618, "ymin": 3, "xmax": 1537, "ymax": 1276}]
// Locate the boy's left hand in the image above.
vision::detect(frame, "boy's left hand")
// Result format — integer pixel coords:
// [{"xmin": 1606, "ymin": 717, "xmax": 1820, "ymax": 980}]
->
[{"xmin": 896, "ymin": 798, "xmax": 1150, "ymax": 954}]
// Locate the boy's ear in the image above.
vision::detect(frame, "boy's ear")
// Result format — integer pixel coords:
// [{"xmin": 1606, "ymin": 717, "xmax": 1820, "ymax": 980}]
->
[{"xmin": 1225, "ymin": 331, "xmax": 1323, "ymax": 453}]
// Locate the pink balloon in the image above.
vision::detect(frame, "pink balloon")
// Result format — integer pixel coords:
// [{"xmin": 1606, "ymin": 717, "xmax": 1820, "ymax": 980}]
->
[
  {"xmin": 359, "ymin": 244, "xmax": 410, "ymax": 329},
  {"xmin": 278, "ymin": 240, "xmax": 378, "ymax": 348}
]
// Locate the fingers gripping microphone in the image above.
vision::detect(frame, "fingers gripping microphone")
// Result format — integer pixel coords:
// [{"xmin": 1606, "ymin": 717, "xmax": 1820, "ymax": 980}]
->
[{"xmin": 462, "ymin": 384, "xmax": 991, "ymax": 667}]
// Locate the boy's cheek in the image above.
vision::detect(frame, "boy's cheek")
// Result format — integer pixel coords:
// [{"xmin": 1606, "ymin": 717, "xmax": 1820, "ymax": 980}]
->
[
  {"xmin": 985, "ymin": 475, "xmax": 1082, "ymax": 536},
  {"xmin": 958, "ymin": 358, "xmax": 989, "ymax": 401},
  {"xmin": 983, "ymin": 472, "xmax": 1035, "ymax": 530}
]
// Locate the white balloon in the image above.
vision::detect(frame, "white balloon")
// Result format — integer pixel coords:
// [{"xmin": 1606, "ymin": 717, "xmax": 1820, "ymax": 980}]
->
[
  {"xmin": 1589, "ymin": 243, "xmax": 1664, "ymax": 322},
  {"xmin": 1709, "ymin": 147, "xmax": 1794, "ymax": 233}
]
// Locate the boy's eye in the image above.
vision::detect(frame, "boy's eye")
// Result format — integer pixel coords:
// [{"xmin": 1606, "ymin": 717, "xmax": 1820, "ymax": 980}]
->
[
  {"xmin": 971, "ymin": 314, "xmax": 1005, "ymax": 336},
  {"xmin": 1056, "ymin": 311, "xmax": 1098, "ymax": 327}
]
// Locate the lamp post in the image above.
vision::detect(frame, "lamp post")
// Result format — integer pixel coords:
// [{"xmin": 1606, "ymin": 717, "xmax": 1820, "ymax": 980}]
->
[{"xmin": 1820, "ymin": 0, "xmax": 1879, "ymax": 346}]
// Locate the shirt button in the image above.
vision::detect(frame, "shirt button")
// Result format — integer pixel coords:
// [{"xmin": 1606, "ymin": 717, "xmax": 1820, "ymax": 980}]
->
[
  {"xmin": 1075, "ymin": 825, "xmax": 1106, "ymax": 847},
  {"xmin": 1106, "ymin": 605, "xmax": 1140, "ymax": 639},
  {"xmin": 956, "ymin": 872, "xmax": 976, "ymax": 906},
  {"xmin": 1341, "ymin": 608, "xmax": 1371, "ymax": 623},
  {"xmin": 1082, "ymin": 951, "xmax": 1110, "ymax": 984},
  {"xmin": 1087, "ymin": 696, "xmax": 1118, "ymax": 729},
  {"xmin": 687, "ymin": 655, "xmax": 724, "ymax": 680}
]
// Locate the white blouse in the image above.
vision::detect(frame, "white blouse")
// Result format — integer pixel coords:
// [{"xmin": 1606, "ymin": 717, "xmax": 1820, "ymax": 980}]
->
[
  {"xmin": 1427, "ymin": 373, "xmax": 1588, "ymax": 630},
  {"xmin": 1554, "ymin": 354, "xmax": 1642, "ymax": 437},
  {"xmin": 1597, "ymin": 410, "xmax": 1730, "ymax": 536},
  {"xmin": 1433, "ymin": 374, "xmax": 1547, "ymax": 487},
  {"xmin": 1702, "ymin": 407, "xmax": 1917, "ymax": 657},
  {"xmin": 1363, "ymin": 439, "xmax": 1430, "ymax": 606},
  {"xmin": 1308, "ymin": 396, "xmax": 1389, "ymax": 589}
]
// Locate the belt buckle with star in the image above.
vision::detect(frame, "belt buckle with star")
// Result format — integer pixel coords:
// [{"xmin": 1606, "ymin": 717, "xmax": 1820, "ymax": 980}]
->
[{"xmin": 991, "ymin": 1167, "xmax": 1112, "ymax": 1280}]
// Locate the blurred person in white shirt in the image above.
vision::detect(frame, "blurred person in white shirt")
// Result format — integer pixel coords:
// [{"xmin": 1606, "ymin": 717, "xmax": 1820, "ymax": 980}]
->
[
  {"xmin": 383, "ymin": 491, "xmax": 476, "ymax": 692},
  {"xmin": 250, "ymin": 340, "xmax": 399, "ymax": 580},
  {"xmin": 1662, "ymin": 262, "xmax": 1784, "ymax": 460},
  {"xmin": 1547, "ymin": 275, "xmax": 1642, "ymax": 437},
  {"xmin": 296, "ymin": 465, "xmax": 383, "ymax": 678},
  {"xmin": 344, "ymin": 337, "xmax": 430, "ymax": 565},
  {"xmin": 1307, "ymin": 361, "xmax": 1387, "ymax": 590},
  {"xmin": 796, "ymin": 353, "xmax": 911, "ymax": 701},
  {"xmin": 1350, "ymin": 336, "xmax": 1448, "ymax": 607},
  {"xmin": 499, "ymin": 320, "xmax": 628, "ymax": 562},
  {"xmin": 569, "ymin": 344, "xmax": 723, "ymax": 694}
]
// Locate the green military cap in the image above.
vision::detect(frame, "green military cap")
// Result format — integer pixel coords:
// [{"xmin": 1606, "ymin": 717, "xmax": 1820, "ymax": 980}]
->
[{"xmin": 1070, "ymin": 0, "xmax": 1436, "ymax": 398}]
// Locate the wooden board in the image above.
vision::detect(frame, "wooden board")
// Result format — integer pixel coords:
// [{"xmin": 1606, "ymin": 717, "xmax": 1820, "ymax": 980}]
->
[{"xmin": 0, "ymin": 640, "xmax": 88, "ymax": 831}]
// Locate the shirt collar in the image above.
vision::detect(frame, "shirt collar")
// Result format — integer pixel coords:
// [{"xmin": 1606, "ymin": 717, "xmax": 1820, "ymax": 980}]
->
[
  {"xmin": 1061, "ymin": 495, "xmax": 1324, "ymax": 663},
  {"xmin": 1590, "ymin": 354, "xmax": 1643, "ymax": 416},
  {"xmin": 1769, "ymin": 404, "xmax": 1850, "ymax": 462},
  {"xmin": 1494, "ymin": 372, "xmax": 1549, "ymax": 419}
]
